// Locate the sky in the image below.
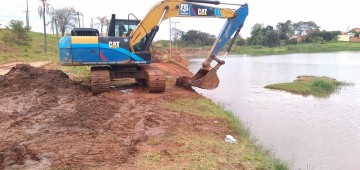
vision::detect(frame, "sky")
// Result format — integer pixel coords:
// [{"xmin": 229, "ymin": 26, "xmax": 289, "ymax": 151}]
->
[{"xmin": 1, "ymin": 0, "xmax": 360, "ymax": 40}]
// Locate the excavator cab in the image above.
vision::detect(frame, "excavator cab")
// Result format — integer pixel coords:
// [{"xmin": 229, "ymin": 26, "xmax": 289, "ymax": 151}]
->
[{"xmin": 107, "ymin": 14, "xmax": 147, "ymax": 51}]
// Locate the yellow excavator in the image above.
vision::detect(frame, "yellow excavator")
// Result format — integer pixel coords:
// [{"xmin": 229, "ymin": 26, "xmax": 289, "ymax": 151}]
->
[{"xmin": 59, "ymin": 0, "xmax": 248, "ymax": 94}]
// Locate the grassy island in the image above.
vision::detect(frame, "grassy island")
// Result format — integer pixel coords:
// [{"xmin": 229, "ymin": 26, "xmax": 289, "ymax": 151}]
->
[{"xmin": 265, "ymin": 76, "xmax": 350, "ymax": 97}]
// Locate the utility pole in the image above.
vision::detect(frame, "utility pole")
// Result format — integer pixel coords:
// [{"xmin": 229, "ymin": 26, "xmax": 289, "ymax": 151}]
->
[
  {"xmin": 90, "ymin": 18, "xmax": 93, "ymax": 28},
  {"xmin": 55, "ymin": 19, "xmax": 59, "ymax": 42},
  {"xmin": 171, "ymin": 21, "xmax": 180, "ymax": 54},
  {"xmin": 82, "ymin": 15, "xmax": 84, "ymax": 28},
  {"xmin": 24, "ymin": 0, "xmax": 30, "ymax": 28},
  {"xmin": 77, "ymin": 12, "xmax": 82, "ymax": 28},
  {"xmin": 169, "ymin": 18, "xmax": 172, "ymax": 58}
]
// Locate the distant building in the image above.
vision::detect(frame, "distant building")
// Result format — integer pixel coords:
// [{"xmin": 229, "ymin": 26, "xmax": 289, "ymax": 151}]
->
[
  {"xmin": 338, "ymin": 32, "xmax": 355, "ymax": 42},
  {"xmin": 351, "ymin": 27, "xmax": 360, "ymax": 33},
  {"xmin": 349, "ymin": 28, "xmax": 360, "ymax": 42},
  {"xmin": 337, "ymin": 26, "xmax": 360, "ymax": 42}
]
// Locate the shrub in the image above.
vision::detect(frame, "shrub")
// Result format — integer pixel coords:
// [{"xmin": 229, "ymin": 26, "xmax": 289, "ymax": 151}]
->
[
  {"xmin": 311, "ymin": 79, "xmax": 334, "ymax": 92},
  {"xmin": 1, "ymin": 20, "xmax": 32, "ymax": 45}
]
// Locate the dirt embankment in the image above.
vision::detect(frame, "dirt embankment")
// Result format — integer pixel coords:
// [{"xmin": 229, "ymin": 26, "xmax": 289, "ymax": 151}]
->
[{"xmin": 0, "ymin": 63, "xmax": 234, "ymax": 169}]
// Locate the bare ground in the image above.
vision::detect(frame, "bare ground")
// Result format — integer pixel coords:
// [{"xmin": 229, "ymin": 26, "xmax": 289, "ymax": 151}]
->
[{"xmin": 0, "ymin": 63, "xmax": 235, "ymax": 169}]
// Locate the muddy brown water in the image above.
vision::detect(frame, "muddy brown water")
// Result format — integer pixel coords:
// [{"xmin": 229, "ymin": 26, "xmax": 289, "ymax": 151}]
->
[{"xmin": 189, "ymin": 52, "xmax": 360, "ymax": 170}]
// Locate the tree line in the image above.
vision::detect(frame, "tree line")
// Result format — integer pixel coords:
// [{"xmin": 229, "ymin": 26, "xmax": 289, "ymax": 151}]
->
[
  {"xmin": 245, "ymin": 20, "xmax": 341, "ymax": 47},
  {"xmin": 171, "ymin": 20, "xmax": 342, "ymax": 48}
]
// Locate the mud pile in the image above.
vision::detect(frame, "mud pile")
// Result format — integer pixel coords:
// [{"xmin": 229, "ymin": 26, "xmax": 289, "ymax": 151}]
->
[
  {"xmin": 0, "ymin": 64, "xmax": 88, "ymax": 94},
  {"xmin": 0, "ymin": 64, "xmax": 195, "ymax": 169},
  {"xmin": 0, "ymin": 64, "xmax": 152, "ymax": 169},
  {"xmin": 0, "ymin": 63, "xmax": 228, "ymax": 169}
]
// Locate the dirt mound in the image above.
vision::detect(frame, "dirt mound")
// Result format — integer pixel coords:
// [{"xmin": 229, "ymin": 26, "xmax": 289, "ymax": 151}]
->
[
  {"xmin": 0, "ymin": 64, "xmax": 90, "ymax": 124},
  {"xmin": 0, "ymin": 64, "xmax": 88, "ymax": 94},
  {"xmin": 0, "ymin": 63, "xmax": 231, "ymax": 169},
  {"xmin": 0, "ymin": 64, "xmax": 190, "ymax": 169}
]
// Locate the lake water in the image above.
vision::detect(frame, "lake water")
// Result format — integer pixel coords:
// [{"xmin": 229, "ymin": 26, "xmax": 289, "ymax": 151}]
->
[{"xmin": 188, "ymin": 52, "xmax": 360, "ymax": 170}]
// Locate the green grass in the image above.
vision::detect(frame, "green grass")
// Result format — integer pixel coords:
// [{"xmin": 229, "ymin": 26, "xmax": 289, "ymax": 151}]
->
[
  {"xmin": 0, "ymin": 29, "xmax": 92, "ymax": 78},
  {"xmin": 265, "ymin": 75, "xmax": 351, "ymax": 98},
  {"xmin": 233, "ymin": 42, "xmax": 360, "ymax": 55},
  {"xmin": 158, "ymin": 98, "xmax": 289, "ymax": 170},
  {"xmin": 0, "ymin": 29, "xmax": 59, "ymax": 64}
]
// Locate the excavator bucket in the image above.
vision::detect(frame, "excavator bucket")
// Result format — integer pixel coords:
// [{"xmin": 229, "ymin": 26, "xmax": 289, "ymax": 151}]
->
[
  {"xmin": 175, "ymin": 68, "xmax": 219, "ymax": 90},
  {"xmin": 190, "ymin": 68, "xmax": 219, "ymax": 89}
]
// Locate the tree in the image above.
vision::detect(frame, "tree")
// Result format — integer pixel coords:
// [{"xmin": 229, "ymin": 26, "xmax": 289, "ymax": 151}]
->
[
  {"xmin": 306, "ymin": 30, "xmax": 341, "ymax": 43},
  {"xmin": 293, "ymin": 21, "xmax": 320, "ymax": 36},
  {"xmin": 49, "ymin": 7, "xmax": 78, "ymax": 37},
  {"xmin": 276, "ymin": 20, "xmax": 293, "ymax": 40},
  {"xmin": 249, "ymin": 23, "xmax": 264, "ymax": 45},
  {"xmin": 1, "ymin": 20, "xmax": 32, "ymax": 45},
  {"xmin": 180, "ymin": 30, "xmax": 216, "ymax": 46},
  {"xmin": 38, "ymin": 0, "xmax": 51, "ymax": 53},
  {"xmin": 171, "ymin": 28, "xmax": 184, "ymax": 42},
  {"xmin": 171, "ymin": 28, "xmax": 184, "ymax": 49},
  {"xmin": 263, "ymin": 26, "xmax": 280, "ymax": 47},
  {"xmin": 354, "ymin": 32, "xmax": 360, "ymax": 38},
  {"xmin": 235, "ymin": 35, "xmax": 247, "ymax": 46},
  {"xmin": 96, "ymin": 16, "xmax": 109, "ymax": 34},
  {"xmin": 249, "ymin": 24, "xmax": 280, "ymax": 47}
]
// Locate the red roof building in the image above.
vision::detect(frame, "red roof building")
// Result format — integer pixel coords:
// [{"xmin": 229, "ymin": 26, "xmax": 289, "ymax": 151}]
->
[{"xmin": 351, "ymin": 28, "xmax": 360, "ymax": 33}]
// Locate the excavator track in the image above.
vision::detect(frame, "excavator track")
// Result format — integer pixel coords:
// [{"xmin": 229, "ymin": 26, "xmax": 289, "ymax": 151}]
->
[
  {"xmin": 91, "ymin": 67, "xmax": 111, "ymax": 95},
  {"xmin": 141, "ymin": 65, "xmax": 166, "ymax": 93}
]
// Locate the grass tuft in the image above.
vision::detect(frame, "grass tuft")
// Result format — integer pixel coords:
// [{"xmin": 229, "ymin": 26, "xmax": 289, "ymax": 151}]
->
[{"xmin": 311, "ymin": 79, "xmax": 335, "ymax": 93}]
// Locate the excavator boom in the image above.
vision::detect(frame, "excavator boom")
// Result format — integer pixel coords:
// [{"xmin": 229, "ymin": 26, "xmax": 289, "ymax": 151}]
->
[{"xmin": 129, "ymin": 0, "xmax": 241, "ymax": 49}]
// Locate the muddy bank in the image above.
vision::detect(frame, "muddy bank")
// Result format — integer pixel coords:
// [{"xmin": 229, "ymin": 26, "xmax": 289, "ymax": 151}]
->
[{"xmin": 0, "ymin": 64, "xmax": 236, "ymax": 169}]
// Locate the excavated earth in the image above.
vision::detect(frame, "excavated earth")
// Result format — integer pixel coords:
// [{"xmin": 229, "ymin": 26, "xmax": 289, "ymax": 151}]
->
[{"xmin": 0, "ymin": 63, "xmax": 233, "ymax": 169}]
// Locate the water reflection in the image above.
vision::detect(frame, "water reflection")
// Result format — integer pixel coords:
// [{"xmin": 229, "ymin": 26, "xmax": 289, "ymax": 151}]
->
[{"xmin": 189, "ymin": 52, "xmax": 360, "ymax": 170}]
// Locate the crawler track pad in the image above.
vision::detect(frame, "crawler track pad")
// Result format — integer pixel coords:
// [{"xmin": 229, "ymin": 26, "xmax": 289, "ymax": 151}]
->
[{"xmin": 91, "ymin": 67, "xmax": 110, "ymax": 95}]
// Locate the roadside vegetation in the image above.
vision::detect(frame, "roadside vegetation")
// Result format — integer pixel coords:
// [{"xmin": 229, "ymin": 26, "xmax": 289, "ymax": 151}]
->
[
  {"xmin": 265, "ymin": 76, "xmax": 351, "ymax": 98},
  {"xmin": 0, "ymin": 27, "xmax": 58, "ymax": 64}
]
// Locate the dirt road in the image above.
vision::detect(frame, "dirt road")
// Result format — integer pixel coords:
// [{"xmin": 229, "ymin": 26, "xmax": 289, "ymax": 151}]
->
[{"xmin": 0, "ymin": 63, "xmax": 234, "ymax": 169}]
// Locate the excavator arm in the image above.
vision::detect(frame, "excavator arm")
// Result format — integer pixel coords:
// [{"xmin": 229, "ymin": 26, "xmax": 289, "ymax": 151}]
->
[
  {"xmin": 130, "ymin": 0, "xmax": 249, "ymax": 89},
  {"xmin": 129, "ymin": 0, "xmax": 242, "ymax": 48}
]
